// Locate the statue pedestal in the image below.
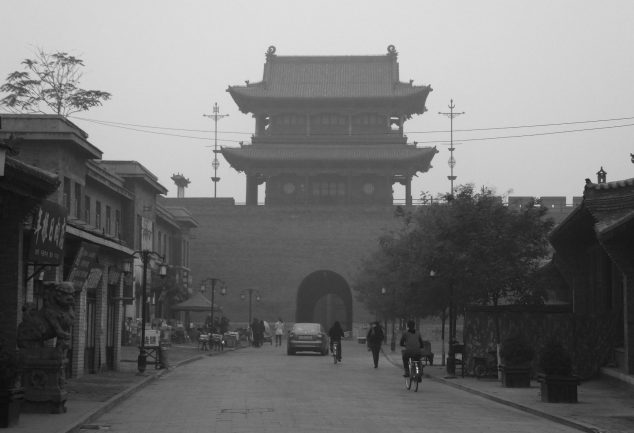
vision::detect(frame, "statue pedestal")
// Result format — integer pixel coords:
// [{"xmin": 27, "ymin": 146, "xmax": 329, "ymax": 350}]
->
[{"xmin": 20, "ymin": 348, "xmax": 68, "ymax": 414}]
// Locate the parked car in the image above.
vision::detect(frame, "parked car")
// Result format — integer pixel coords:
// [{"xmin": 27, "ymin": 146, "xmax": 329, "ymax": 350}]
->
[{"xmin": 287, "ymin": 323, "xmax": 329, "ymax": 355}]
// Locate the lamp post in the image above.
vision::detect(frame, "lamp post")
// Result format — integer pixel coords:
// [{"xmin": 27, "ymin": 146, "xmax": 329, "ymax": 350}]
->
[
  {"xmin": 200, "ymin": 278, "xmax": 226, "ymax": 332},
  {"xmin": 381, "ymin": 287, "xmax": 397, "ymax": 352},
  {"xmin": 430, "ymin": 269, "xmax": 456, "ymax": 377},
  {"xmin": 240, "ymin": 289, "xmax": 261, "ymax": 327},
  {"xmin": 132, "ymin": 250, "xmax": 167, "ymax": 374}
]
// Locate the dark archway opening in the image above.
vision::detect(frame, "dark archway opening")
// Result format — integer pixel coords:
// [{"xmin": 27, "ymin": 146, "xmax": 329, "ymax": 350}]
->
[{"xmin": 296, "ymin": 270, "xmax": 352, "ymax": 332}]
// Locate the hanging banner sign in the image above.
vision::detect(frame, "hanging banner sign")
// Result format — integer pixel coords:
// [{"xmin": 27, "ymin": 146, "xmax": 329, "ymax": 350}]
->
[
  {"xmin": 28, "ymin": 201, "xmax": 67, "ymax": 265},
  {"xmin": 66, "ymin": 242, "xmax": 99, "ymax": 290}
]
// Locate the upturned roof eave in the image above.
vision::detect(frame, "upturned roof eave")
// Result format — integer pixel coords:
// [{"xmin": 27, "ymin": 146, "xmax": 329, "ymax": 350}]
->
[
  {"xmin": 227, "ymin": 86, "xmax": 431, "ymax": 114},
  {"xmin": 221, "ymin": 146, "xmax": 437, "ymax": 174}
]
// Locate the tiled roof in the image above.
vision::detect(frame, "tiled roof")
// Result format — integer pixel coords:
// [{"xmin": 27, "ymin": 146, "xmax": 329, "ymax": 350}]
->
[
  {"xmin": 227, "ymin": 47, "xmax": 431, "ymax": 103},
  {"xmin": 583, "ymin": 177, "xmax": 634, "ymax": 221},
  {"xmin": 551, "ymin": 177, "xmax": 634, "ymax": 243},
  {"xmin": 221, "ymin": 144, "xmax": 437, "ymax": 172}
]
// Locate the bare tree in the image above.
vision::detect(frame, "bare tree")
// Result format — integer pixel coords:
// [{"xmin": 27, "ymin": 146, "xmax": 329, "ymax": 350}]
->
[{"xmin": 1, "ymin": 48, "xmax": 111, "ymax": 116}]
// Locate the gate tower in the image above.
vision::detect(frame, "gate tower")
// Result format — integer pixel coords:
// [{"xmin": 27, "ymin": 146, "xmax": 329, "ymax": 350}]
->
[
  {"xmin": 224, "ymin": 45, "xmax": 437, "ymax": 207},
  {"xmin": 164, "ymin": 46, "xmax": 437, "ymax": 333}
]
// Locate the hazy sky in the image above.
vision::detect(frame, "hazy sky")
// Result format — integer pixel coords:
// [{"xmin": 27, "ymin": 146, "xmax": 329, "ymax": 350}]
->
[{"xmin": 2, "ymin": 1, "xmax": 633, "ymax": 203}]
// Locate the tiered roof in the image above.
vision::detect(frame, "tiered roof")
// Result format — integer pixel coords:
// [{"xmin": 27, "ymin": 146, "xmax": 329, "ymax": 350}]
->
[{"xmin": 227, "ymin": 45, "xmax": 432, "ymax": 114}]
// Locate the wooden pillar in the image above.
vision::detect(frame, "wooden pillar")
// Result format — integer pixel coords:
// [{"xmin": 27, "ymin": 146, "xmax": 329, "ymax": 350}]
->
[
  {"xmin": 625, "ymin": 273, "xmax": 634, "ymax": 374},
  {"xmin": 405, "ymin": 177, "xmax": 412, "ymax": 206},
  {"xmin": 246, "ymin": 173, "xmax": 258, "ymax": 206}
]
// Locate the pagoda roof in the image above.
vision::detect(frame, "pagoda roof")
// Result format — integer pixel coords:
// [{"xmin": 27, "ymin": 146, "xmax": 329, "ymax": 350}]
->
[
  {"xmin": 221, "ymin": 143, "xmax": 438, "ymax": 173},
  {"xmin": 227, "ymin": 46, "xmax": 432, "ymax": 114}
]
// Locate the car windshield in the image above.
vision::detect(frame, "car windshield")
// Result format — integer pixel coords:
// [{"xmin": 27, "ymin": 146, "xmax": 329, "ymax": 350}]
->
[{"xmin": 292, "ymin": 324, "xmax": 320, "ymax": 334}]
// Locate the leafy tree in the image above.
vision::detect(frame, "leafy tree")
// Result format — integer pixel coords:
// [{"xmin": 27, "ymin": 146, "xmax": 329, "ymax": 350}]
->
[
  {"xmin": 354, "ymin": 184, "xmax": 554, "ymax": 345},
  {"xmin": 1, "ymin": 48, "xmax": 111, "ymax": 116}
]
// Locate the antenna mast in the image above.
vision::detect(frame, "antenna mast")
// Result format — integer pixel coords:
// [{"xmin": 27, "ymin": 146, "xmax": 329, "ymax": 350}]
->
[
  {"xmin": 438, "ymin": 99, "xmax": 465, "ymax": 198},
  {"xmin": 203, "ymin": 102, "xmax": 229, "ymax": 198}
]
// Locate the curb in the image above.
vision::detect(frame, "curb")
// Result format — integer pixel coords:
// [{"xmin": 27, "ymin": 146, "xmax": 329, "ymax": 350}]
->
[
  {"xmin": 380, "ymin": 348, "xmax": 600, "ymax": 433},
  {"xmin": 60, "ymin": 347, "xmax": 239, "ymax": 433}
]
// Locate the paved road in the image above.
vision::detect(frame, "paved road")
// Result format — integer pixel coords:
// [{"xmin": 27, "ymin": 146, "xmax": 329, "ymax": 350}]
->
[{"xmin": 86, "ymin": 341, "xmax": 582, "ymax": 433}]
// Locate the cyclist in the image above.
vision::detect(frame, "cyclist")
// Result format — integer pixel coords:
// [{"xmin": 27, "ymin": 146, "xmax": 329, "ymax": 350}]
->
[
  {"xmin": 328, "ymin": 321, "xmax": 345, "ymax": 362},
  {"xmin": 399, "ymin": 320, "xmax": 424, "ymax": 377}
]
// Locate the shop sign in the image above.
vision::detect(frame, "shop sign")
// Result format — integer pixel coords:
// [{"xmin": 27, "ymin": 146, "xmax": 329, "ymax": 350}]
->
[
  {"xmin": 29, "ymin": 201, "xmax": 67, "ymax": 265},
  {"xmin": 66, "ymin": 242, "xmax": 99, "ymax": 290}
]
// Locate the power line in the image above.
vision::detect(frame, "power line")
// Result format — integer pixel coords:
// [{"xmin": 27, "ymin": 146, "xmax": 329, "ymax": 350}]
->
[
  {"xmin": 70, "ymin": 115, "xmax": 634, "ymax": 144},
  {"xmin": 407, "ymin": 115, "xmax": 634, "ymax": 134},
  {"xmin": 74, "ymin": 117, "xmax": 243, "ymax": 143},
  {"xmin": 70, "ymin": 115, "xmax": 252, "ymax": 135},
  {"xmin": 72, "ymin": 114, "xmax": 634, "ymax": 135},
  {"xmin": 414, "ymin": 122, "xmax": 634, "ymax": 145}
]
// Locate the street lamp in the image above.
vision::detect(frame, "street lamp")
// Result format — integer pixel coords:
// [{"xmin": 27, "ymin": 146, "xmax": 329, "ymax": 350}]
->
[
  {"xmin": 132, "ymin": 250, "xmax": 167, "ymax": 374},
  {"xmin": 200, "ymin": 278, "xmax": 226, "ymax": 332},
  {"xmin": 430, "ymin": 269, "xmax": 456, "ymax": 377},
  {"xmin": 240, "ymin": 289, "xmax": 261, "ymax": 326},
  {"xmin": 381, "ymin": 287, "xmax": 397, "ymax": 352}
]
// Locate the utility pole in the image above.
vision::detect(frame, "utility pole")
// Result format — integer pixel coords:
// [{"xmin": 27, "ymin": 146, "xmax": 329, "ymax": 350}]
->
[
  {"xmin": 438, "ymin": 99, "xmax": 465, "ymax": 199},
  {"xmin": 203, "ymin": 102, "xmax": 229, "ymax": 198}
]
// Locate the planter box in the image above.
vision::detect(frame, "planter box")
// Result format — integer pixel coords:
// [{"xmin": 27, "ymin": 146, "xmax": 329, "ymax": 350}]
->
[
  {"xmin": 537, "ymin": 373, "xmax": 579, "ymax": 403},
  {"xmin": 500, "ymin": 365, "xmax": 532, "ymax": 388},
  {"xmin": 0, "ymin": 387, "xmax": 24, "ymax": 428}
]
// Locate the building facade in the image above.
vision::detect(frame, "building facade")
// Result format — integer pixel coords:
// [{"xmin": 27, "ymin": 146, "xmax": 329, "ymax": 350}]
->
[
  {"xmin": 550, "ymin": 173, "xmax": 634, "ymax": 376},
  {"xmin": 0, "ymin": 114, "xmax": 196, "ymax": 378}
]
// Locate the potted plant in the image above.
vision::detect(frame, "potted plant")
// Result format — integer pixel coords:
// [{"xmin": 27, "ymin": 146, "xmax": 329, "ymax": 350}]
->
[
  {"xmin": 537, "ymin": 339, "xmax": 579, "ymax": 403},
  {"xmin": 499, "ymin": 334, "xmax": 534, "ymax": 387},
  {"xmin": 0, "ymin": 344, "xmax": 23, "ymax": 428}
]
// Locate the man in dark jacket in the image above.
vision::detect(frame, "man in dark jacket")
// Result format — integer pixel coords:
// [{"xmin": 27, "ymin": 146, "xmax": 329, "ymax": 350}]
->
[
  {"xmin": 399, "ymin": 320, "xmax": 424, "ymax": 377},
  {"xmin": 366, "ymin": 321, "xmax": 385, "ymax": 368}
]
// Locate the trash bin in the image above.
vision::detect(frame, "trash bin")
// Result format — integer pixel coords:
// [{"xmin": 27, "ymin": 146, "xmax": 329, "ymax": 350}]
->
[{"xmin": 158, "ymin": 343, "xmax": 169, "ymax": 369}]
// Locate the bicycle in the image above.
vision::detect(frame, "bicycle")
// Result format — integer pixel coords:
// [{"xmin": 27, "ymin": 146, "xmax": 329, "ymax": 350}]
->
[
  {"xmin": 331, "ymin": 340, "xmax": 341, "ymax": 364},
  {"xmin": 472, "ymin": 350, "xmax": 498, "ymax": 379},
  {"xmin": 405, "ymin": 357, "xmax": 424, "ymax": 392}
]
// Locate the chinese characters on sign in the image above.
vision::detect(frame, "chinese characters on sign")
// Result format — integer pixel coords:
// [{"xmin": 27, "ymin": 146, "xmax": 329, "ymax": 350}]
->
[
  {"xmin": 144, "ymin": 330, "xmax": 160, "ymax": 347},
  {"xmin": 67, "ymin": 242, "xmax": 99, "ymax": 290},
  {"xmin": 29, "ymin": 201, "xmax": 67, "ymax": 265}
]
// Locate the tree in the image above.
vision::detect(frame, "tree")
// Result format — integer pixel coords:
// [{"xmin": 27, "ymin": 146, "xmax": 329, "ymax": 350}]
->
[
  {"xmin": 354, "ymin": 185, "xmax": 554, "ymax": 345},
  {"xmin": 1, "ymin": 48, "xmax": 111, "ymax": 116}
]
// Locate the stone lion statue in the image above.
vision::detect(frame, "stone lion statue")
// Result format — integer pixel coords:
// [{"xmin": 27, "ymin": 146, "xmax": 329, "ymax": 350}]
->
[{"xmin": 17, "ymin": 281, "xmax": 79, "ymax": 351}]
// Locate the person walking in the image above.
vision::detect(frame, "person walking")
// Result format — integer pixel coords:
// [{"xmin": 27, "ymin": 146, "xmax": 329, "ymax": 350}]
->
[
  {"xmin": 274, "ymin": 318, "xmax": 284, "ymax": 347},
  {"xmin": 366, "ymin": 321, "xmax": 385, "ymax": 368}
]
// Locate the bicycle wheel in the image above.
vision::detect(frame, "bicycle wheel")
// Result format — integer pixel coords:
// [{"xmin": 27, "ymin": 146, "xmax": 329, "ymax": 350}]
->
[
  {"xmin": 474, "ymin": 364, "xmax": 486, "ymax": 378},
  {"xmin": 405, "ymin": 374, "xmax": 412, "ymax": 390},
  {"xmin": 413, "ymin": 373, "xmax": 419, "ymax": 392}
]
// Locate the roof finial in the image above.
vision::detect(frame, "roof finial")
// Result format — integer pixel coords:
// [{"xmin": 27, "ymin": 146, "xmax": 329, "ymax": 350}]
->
[
  {"xmin": 387, "ymin": 45, "xmax": 398, "ymax": 57},
  {"xmin": 596, "ymin": 166, "xmax": 607, "ymax": 184},
  {"xmin": 266, "ymin": 45, "xmax": 277, "ymax": 60}
]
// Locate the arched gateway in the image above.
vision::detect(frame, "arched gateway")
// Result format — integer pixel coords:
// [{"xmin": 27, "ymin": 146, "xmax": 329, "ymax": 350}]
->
[{"xmin": 296, "ymin": 270, "xmax": 352, "ymax": 332}]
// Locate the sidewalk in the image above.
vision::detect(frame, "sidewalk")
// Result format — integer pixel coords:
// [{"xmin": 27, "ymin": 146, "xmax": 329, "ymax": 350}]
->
[
  {"xmin": 7, "ymin": 342, "xmax": 236, "ymax": 433},
  {"xmin": 382, "ymin": 349, "xmax": 634, "ymax": 433}
]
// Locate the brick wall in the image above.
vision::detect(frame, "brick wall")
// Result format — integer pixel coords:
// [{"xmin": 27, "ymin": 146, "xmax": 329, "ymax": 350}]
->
[{"xmin": 162, "ymin": 198, "xmax": 403, "ymax": 328}]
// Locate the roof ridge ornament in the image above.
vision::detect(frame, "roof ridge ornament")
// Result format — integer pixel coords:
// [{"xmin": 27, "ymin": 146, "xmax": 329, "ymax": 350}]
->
[
  {"xmin": 387, "ymin": 45, "xmax": 398, "ymax": 57},
  {"xmin": 266, "ymin": 45, "xmax": 277, "ymax": 60}
]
